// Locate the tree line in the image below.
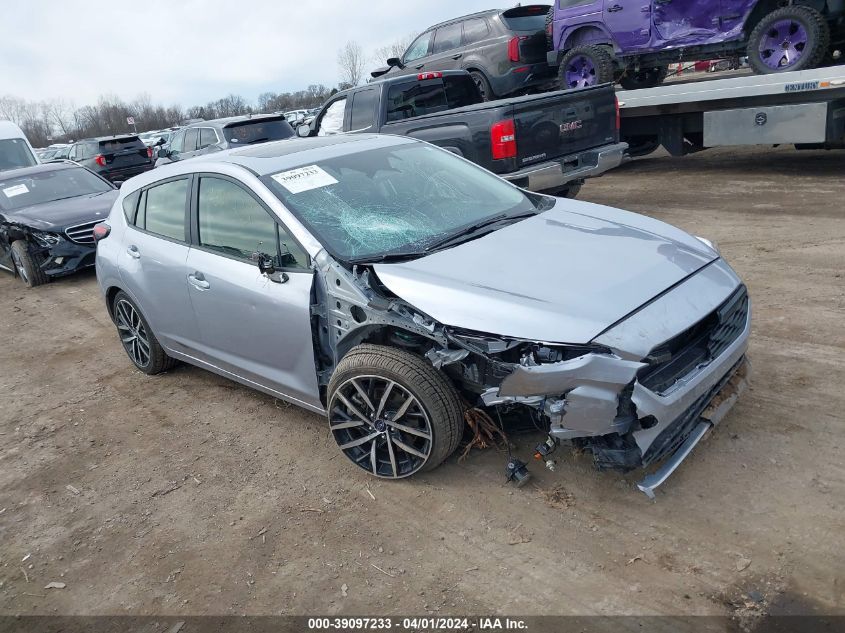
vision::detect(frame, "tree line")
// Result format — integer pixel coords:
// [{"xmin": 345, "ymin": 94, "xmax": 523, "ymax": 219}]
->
[{"xmin": 2, "ymin": 35, "xmax": 415, "ymax": 148}]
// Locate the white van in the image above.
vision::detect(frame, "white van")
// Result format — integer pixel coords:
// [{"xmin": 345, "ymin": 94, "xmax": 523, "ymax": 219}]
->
[{"xmin": 0, "ymin": 121, "xmax": 39, "ymax": 172}]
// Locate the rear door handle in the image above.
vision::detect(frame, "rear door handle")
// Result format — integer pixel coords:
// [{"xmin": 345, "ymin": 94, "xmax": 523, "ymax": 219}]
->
[
  {"xmin": 188, "ymin": 272, "xmax": 210, "ymax": 290},
  {"xmin": 451, "ymin": 53, "xmax": 463, "ymax": 60},
  {"xmin": 414, "ymin": 63, "xmax": 425, "ymax": 70},
  {"xmin": 126, "ymin": 246, "xmax": 140, "ymax": 259},
  {"xmin": 607, "ymin": 4, "xmax": 623, "ymax": 11}
]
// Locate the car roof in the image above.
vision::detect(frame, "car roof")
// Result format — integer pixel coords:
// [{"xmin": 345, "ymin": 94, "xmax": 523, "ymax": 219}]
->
[
  {"xmin": 0, "ymin": 120, "xmax": 28, "ymax": 139},
  {"xmin": 185, "ymin": 113, "xmax": 286, "ymax": 129},
  {"xmin": 79, "ymin": 135, "xmax": 140, "ymax": 142},
  {"xmin": 132, "ymin": 135, "xmax": 417, "ymax": 187},
  {"xmin": 426, "ymin": 8, "xmax": 499, "ymax": 30},
  {"xmin": 0, "ymin": 162, "xmax": 77, "ymax": 179}
]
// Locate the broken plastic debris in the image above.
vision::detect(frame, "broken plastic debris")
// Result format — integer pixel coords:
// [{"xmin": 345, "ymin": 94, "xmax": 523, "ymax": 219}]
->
[{"xmin": 44, "ymin": 582, "xmax": 66, "ymax": 589}]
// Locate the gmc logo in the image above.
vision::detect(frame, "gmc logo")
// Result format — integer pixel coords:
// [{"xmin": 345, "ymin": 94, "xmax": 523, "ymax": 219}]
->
[{"xmin": 560, "ymin": 120, "xmax": 583, "ymax": 133}]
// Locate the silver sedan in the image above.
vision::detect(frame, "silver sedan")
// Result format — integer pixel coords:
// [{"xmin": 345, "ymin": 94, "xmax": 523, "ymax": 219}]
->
[{"xmin": 94, "ymin": 134, "xmax": 750, "ymax": 496}]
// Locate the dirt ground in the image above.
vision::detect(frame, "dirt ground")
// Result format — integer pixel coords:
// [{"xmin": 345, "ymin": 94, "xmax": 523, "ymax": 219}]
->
[{"xmin": 1, "ymin": 146, "xmax": 843, "ymax": 618}]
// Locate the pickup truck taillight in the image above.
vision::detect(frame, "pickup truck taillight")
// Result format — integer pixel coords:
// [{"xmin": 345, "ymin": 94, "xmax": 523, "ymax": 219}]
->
[
  {"xmin": 95, "ymin": 154, "xmax": 107, "ymax": 167},
  {"xmin": 508, "ymin": 36, "xmax": 528, "ymax": 63},
  {"xmin": 491, "ymin": 119, "xmax": 517, "ymax": 160},
  {"xmin": 146, "ymin": 147, "xmax": 153, "ymax": 158}
]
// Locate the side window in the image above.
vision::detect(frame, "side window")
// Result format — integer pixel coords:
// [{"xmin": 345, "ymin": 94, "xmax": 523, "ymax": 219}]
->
[
  {"xmin": 170, "ymin": 131, "xmax": 184, "ymax": 153},
  {"xmin": 197, "ymin": 177, "xmax": 309, "ymax": 269},
  {"xmin": 122, "ymin": 190, "xmax": 140, "ymax": 223},
  {"xmin": 559, "ymin": 0, "xmax": 595, "ymax": 6},
  {"xmin": 317, "ymin": 98, "xmax": 347, "ymax": 136},
  {"xmin": 84, "ymin": 143, "xmax": 98, "ymax": 159},
  {"xmin": 432, "ymin": 23, "xmax": 463, "ymax": 54},
  {"xmin": 348, "ymin": 89, "xmax": 377, "ymax": 131},
  {"xmin": 404, "ymin": 31, "xmax": 433, "ymax": 62},
  {"xmin": 463, "ymin": 18, "xmax": 490, "ymax": 44},
  {"xmin": 140, "ymin": 179, "xmax": 188, "ymax": 241},
  {"xmin": 183, "ymin": 129, "xmax": 199, "ymax": 152},
  {"xmin": 199, "ymin": 128, "xmax": 218, "ymax": 149},
  {"xmin": 68, "ymin": 145, "xmax": 79, "ymax": 161}
]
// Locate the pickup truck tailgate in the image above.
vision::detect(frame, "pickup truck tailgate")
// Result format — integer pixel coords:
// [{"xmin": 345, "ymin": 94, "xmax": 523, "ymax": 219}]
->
[{"xmin": 510, "ymin": 85, "xmax": 618, "ymax": 168}]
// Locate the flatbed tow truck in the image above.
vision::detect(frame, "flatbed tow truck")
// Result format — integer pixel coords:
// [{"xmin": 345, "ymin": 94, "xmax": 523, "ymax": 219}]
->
[{"xmin": 617, "ymin": 65, "xmax": 845, "ymax": 156}]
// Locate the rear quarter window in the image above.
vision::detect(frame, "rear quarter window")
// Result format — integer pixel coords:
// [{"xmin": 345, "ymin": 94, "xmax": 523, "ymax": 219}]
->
[
  {"xmin": 463, "ymin": 18, "xmax": 491, "ymax": 44},
  {"xmin": 122, "ymin": 190, "xmax": 141, "ymax": 223}
]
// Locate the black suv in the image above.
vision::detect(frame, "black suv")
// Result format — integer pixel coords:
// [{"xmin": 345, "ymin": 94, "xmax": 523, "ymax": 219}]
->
[
  {"xmin": 371, "ymin": 5, "xmax": 553, "ymax": 100},
  {"xmin": 67, "ymin": 135, "xmax": 154, "ymax": 184},
  {"xmin": 156, "ymin": 114, "xmax": 295, "ymax": 165}
]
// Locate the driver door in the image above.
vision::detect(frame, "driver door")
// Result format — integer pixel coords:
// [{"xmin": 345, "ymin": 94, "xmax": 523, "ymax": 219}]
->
[
  {"xmin": 184, "ymin": 174, "xmax": 321, "ymax": 409},
  {"xmin": 603, "ymin": 0, "xmax": 652, "ymax": 49}
]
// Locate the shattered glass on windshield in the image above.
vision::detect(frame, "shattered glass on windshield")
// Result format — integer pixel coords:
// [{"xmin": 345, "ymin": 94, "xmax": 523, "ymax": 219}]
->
[{"xmin": 263, "ymin": 143, "xmax": 536, "ymax": 261}]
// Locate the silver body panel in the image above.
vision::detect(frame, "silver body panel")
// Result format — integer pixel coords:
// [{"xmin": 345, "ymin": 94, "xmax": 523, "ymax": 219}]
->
[
  {"xmin": 703, "ymin": 102, "xmax": 829, "ymax": 147},
  {"xmin": 374, "ymin": 198, "xmax": 718, "ymax": 344}
]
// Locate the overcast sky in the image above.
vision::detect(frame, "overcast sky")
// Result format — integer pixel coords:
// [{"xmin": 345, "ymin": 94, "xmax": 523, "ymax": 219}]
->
[{"xmin": 4, "ymin": 0, "xmax": 500, "ymax": 108}]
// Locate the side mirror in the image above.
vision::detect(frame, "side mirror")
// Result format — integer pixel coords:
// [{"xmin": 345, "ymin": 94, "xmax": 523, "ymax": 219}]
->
[
  {"xmin": 158, "ymin": 148, "xmax": 170, "ymax": 159},
  {"xmin": 155, "ymin": 138, "xmax": 166, "ymax": 146},
  {"xmin": 297, "ymin": 124, "xmax": 312, "ymax": 138},
  {"xmin": 387, "ymin": 57, "xmax": 402, "ymax": 68},
  {"xmin": 253, "ymin": 252, "xmax": 288, "ymax": 283}
]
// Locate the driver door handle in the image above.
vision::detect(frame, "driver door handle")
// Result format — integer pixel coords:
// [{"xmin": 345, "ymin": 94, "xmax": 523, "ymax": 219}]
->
[
  {"xmin": 188, "ymin": 272, "xmax": 210, "ymax": 290},
  {"xmin": 415, "ymin": 63, "xmax": 425, "ymax": 70},
  {"xmin": 607, "ymin": 4, "xmax": 623, "ymax": 11},
  {"xmin": 452, "ymin": 53, "xmax": 463, "ymax": 60},
  {"xmin": 126, "ymin": 246, "xmax": 140, "ymax": 259}
]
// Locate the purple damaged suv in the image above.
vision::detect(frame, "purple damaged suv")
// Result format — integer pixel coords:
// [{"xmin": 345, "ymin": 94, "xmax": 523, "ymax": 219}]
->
[{"xmin": 546, "ymin": 0, "xmax": 844, "ymax": 90}]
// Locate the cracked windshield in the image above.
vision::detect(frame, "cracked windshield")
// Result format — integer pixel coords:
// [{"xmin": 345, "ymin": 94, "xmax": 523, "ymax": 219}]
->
[{"xmin": 263, "ymin": 143, "xmax": 541, "ymax": 262}]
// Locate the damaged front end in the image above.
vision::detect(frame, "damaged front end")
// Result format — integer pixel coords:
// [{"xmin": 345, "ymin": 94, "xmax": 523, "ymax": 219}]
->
[
  {"xmin": 1, "ymin": 222, "xmax": 96, "ymax": 278},
  {"xmin": 310, "ymin": 250, "xmax": 751, "ymax": 497}
]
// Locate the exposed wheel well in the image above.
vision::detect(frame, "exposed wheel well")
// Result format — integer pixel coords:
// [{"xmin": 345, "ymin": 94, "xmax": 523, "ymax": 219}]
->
[
  {"xmin": 563, "ymin": 25, "xmax": 614, "ymax": 53},
  {"xmin": 105, "ymin": 286, "xmax": 122, "ymax": 321}
]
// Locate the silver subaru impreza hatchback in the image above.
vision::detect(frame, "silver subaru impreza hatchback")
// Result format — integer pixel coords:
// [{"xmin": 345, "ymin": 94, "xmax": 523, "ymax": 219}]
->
[{"xmin": 95, "ymin": 134, "xmax": 750, "ymax": 497}]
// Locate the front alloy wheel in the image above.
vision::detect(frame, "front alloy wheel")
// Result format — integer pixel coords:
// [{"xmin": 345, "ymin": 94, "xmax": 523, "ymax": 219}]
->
[
  {"xmin": 327, "ymin": 345, "xmax": 463, "ymax": 479},
  {"xmin": 330, "ymin": 376, "xmax": 433, "ymax": 478}
]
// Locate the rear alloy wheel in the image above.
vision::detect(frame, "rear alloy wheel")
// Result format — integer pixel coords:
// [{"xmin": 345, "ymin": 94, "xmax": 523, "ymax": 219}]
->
[
  {"xmin": 558, "ymin": 45, "xmax": 615, "ymax": 90},
  {"xmin": 10, "ymin": 240, "xmax": 48, "ymax": 288},
  {"xmin": 328, "ymin": 345, "xmax": 463, "ymax": 479},
  {"xmin": 619, "ymin": 66, "xmax": 668, "ymax": 90},
  {"xmin": 112, "ymin": 291, "xmax": 176, "ymax": 375},
  {"xmin": 748, "ymin": 6, "xmax": 829, "ymax": 74}
]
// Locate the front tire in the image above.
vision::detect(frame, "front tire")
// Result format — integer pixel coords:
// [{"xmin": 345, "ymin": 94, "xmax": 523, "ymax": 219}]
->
[
  {"xmin": 327, "ymin": 344, "xmax": 463, "ymax": 479},
  {"xmin": 112, "ymin": 291, "xmax": 176, "ymax": 375},
  {"xmin": 558, "ymin": 45, "xmax": 615, "ymax": 90},
  {"xmin": 10, "ymin": 240, "xmax": 48, "ymax": 288},
  {"xmin": 747, "ymin": 6, "xmax": 830, "ymax": 74}
]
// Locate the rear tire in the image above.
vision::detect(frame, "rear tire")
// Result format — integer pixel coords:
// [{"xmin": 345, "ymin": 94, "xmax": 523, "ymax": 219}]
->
[
  {"xmin": 619, "ymin": 66, "xmax": 667, "ymax": 90},
  {"xmin": 469, "ymin": 71, "xmax": 493, "ymax": 101},
  {"xmin": 327, "ymin": 344, "xmax": 463, "ymax": 479},
  {"xmin": 10, "ymin": 240, "xmax": 48, "ymax": 288},
  {"xmin": 112, "ymin": 291, "xmax": 176, "ymax": 375},
  {"xmin": 747, "ymin": 6, "xmax": 829, "ymax": 74},
  {"xmin": 558, "ymin": 45, "xmax": 615, "ymax": 90}
]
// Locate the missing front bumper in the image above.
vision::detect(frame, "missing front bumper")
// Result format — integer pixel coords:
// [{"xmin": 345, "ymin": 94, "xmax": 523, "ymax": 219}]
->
[{"xmin": 636, "ymin": 357, "xmax": 750, "ymax": 499}]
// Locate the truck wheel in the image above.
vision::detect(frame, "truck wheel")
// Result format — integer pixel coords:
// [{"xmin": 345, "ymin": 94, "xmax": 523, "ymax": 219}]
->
[
  {"xmin": 747, "ymin": 6, "xmax": 830, "ymax": 74},
  {"xmin": 10, "ymin": 240, "xmax": 49, "ymax": 288},
  {"xmin": 327, "ymin": 344, "xmax": 464, "ymax": 479},
  {"xmin": 469, "ymin": 71, "xmax": 493, "ymax": 101},
  {"xmin": 625, "ymin": 135, "xmax": 661, "ymax": 158},
  {"xmin": 558, "ymin": 45, "xmax": 615, "ymax": 90},
  {"xmin": 619, "ymin": 66, "xmax": 667, "ymax": 90}
]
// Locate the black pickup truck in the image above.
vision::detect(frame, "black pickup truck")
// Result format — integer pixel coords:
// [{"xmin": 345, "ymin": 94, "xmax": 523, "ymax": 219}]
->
[{"xmin": 298, "ymin": 70, "xmax": 626, "ymax": 197}]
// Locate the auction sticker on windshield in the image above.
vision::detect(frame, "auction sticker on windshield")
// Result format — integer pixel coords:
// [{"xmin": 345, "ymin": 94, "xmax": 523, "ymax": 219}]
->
[
  {"xmin": 271, "ymin": 165, "xmax": 338, "ymax": 194},
  {"xmin": 2, "ymin": 184, "xmax": 29, "ymax": 198}
]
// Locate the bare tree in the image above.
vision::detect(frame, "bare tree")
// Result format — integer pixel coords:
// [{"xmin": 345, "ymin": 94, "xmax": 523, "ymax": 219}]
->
[
  {"xmin": 337, "ymin": 40, "xmax": 366, "ymax": 88},
  {"xmin": 372, "ymin": 33, "xmax": 417, "ymax": 66}
]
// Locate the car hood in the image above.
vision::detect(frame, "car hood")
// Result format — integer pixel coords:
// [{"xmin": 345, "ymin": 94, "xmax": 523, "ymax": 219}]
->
[
  {"xmin": 373, "ymin": 199, "xmax": 719, "ymax": 344},
  {"xmin": 3, "ymin": 191, "xmax": 118, "ymax": 231}
]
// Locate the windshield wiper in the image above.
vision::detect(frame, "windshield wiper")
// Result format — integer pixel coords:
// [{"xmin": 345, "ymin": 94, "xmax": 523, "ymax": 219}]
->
[
  {"xmin": 347, "ymin": 251, "xmax": 429, "ymax": 265},
  {"xmin": 424, "ymin": 212, "xmax": 536, "ymax": 253}
]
